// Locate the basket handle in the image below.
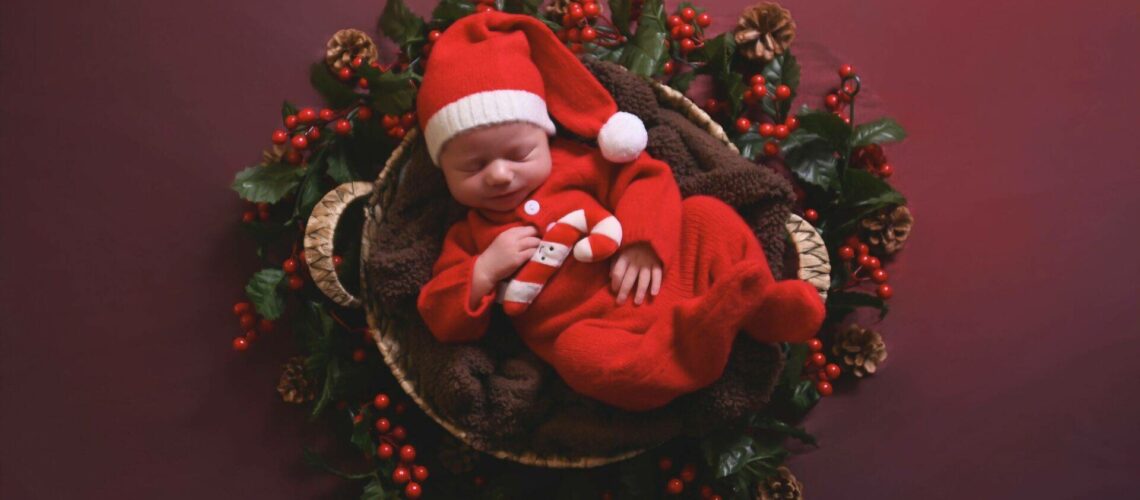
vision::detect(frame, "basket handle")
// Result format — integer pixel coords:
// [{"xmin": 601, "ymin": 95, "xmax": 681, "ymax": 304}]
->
[
  {"xmin": 786, "ymin": 213, "xmax": 831, "ymax": 301},
  {"xmin": 304, "ymin": 181, "xmax": 373, "ymax": 308}
]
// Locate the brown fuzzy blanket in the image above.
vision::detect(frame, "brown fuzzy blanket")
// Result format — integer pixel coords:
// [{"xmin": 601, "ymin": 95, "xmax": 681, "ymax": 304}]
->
[{"xmin": 363, "ymin": 59, "xmax": 796, "ymax": 457}]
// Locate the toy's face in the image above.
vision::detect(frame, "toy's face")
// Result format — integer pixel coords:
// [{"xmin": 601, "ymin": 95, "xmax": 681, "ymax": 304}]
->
[{"xmin": 438, "ymin": 122, "xmax": 552, "ymax": 213}]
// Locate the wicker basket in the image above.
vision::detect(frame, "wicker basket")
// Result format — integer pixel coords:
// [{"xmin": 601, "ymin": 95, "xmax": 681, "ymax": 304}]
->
[{"xmin": 303, "ymin": 78, "xmax": 831, "ymax": 469}]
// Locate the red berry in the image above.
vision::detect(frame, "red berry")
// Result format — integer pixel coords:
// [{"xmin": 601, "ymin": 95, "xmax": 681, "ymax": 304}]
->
[
  {"xmin": 428, "ymin": 30, "xmax": 442, "ymax": 42},
  {"xmin": 786, "ymin": 116, "xmax": 799, "ymax": 130},
  {"xmin": 750, "ymin": 74, "xmax": 766, "ymax": 86},
  {"xmin": 334, "ymin": 119, "xmax": 351, "ymax": 135},
  {"xmin": 336, "ymin": 67, "xmax": 352, "ymax": 81},
  {"xmin": 751, "ymin": 83, "xmax": 767, "ymax": 98},
  {"xmin": 258, "ymin": 318, "xmax": 275, "ymax": 334},
  {"xmin": 405, "ymin": 482, "xmax": 422, "ymax": 499},
  {"xmin": 662, "ymin": 60, "xmax": 674, "ymax": 75},
  {"xmin": 372, "ymin": 417, "xmax": 390, "ymax": 433},
  {"xmin": 667, "ymin": 15, "xmax": 683, "ymax": 28},
  {"xmin": 399, "ymin": 445, "xmax": 416, "ymax": 463},
  {"xmin": 658, "ymin": 456, "xmax": 673, "ymax": 471},
  {"xmin": 877, "ymin": 284, "xmax": 894, "ymax": 299},
  {"xmin": 803, "ymin": 209, "xmax": 819, "ymax": 222},
  {"xmin": 807, "ymin": 338, "xmax": 823, "ymax": 352},
  {"xmin": 816, "ymin": 380, "xmax": 833, "ymax": 396},
  {"xmin": 388, "ymin": 126, "xmax": 406, "ymax": 139},
  {"xmin": 475, "ymin": 4, "xmax": 494, "ymax": 13},
  {"xmin": 356, "ymin": 107, "xmax": 372, "ymax": 120},
  {"xmin": 810, "ymin": 352, "xmax": 827, "ymax": 367},
  {"xmin": 350, "ymin": 56, "xmax": 364, "ymax": 69},
  {"xmin": 392, "ymin": 466, "xmax": 410, "ymax": 484},
  {"xmin": 710, "ymin": 495, "xmax": 723, "ymax": 500},
  {"xmin": 879, "ymin": 164, "xmax": 894, "ymax": 177},
  {"xmin": 233, "ymin": 301, "xmax": 252, "ymax": 316},
  {"xmin": 357, "ymin": 77, "xmax": 369, "ymax": 89},
  {"xmin": 283, "ymin": 258, "xmax": 298, "ymax": 274},
  {"xmin": 298, "ymin": 108, "xmax": 317, "ymax": 124},
  {"xmin": 679, "ymin": 38, "xmax": 696, "ymax": 54},
  {"xmin": 400, "ymin": 112, "xmax": 416, "ymax": 128},
  {"xmin": 373, "ymin": 393, "xmax": 391, "ymax": 409},
  {"xmin": 838, "ymin": 246, "xmax": 855, "ymax": 260},
  {"xmin": 858, "ymin": 254, "xmax": 873, "ymax": 267},
  {"xmin": 243, "ymin": 330, "xmax": 257, "ymax": 342},
  {"xmin": 743, "ymin": 89, "xmax": 755, "ymax": 103},
  {"xmin": 680, "ymin": 7, "xmax": 696, "ymax": 21},
  {"xmin": 412, "ymin": 465, "xmax": 429, "ymax": 482},
  {"xmin": 581, "ymin": 26, "xmax": 597, "ymax": 43},
  {"xmin": 284, "ymin": 115, "xmax": 298, "ymax": 129},
  {"xmin": 758, "ymin": 123, "xmax": 775, "ymax": 137},
  {"xmin": 352, "ymin": 348, "xmax": 366, "ymax": 362},
  {"xmin": 825, "ymin": 363, "xmax": 842, "ymax": 380},
  {"xmin": 351, "ymin": 413, "xmax": 363, "ymax": 425},
  {"xmin": 872, "ymin": 269, "xmax": 889, "ymax": 283},
  {"xmin": 666, "ymin": 478, "xmax": 684, "ymax": 495},
  {"xmin": 679, "ymin": 24, "xmax": 694, "ymax": 39},
  {"xmin": 285, "ymin": 150, "xmax": 302, "ymax": 165},
  {"xmin": 700, "ymin": 485, "xmax": 715, "ymax": 499},
  {"xmin": 734, "ymin": 117, "xmax": 751, "ymax": 133},
  {"xmin": 333, "ymin": 255, "xmax": 344, "ymax": 267},
  {"xmin": 704, "ymin": 98, "xmax": 719, "ymax": 111},
  {"xmin": 239, "ymin": 313, "xmax": 256, "ymax": 330},
  {"xmin": 382, "ymin": 114, "xmax": 400, "ymax": 129},
  {"xmin": 377, "ymin": 443, "xmax": 394, "ymax": 459},
  {"xmin": 288, "ymin": 275, "xmax": 304, "ymax": 291},
  {"xmin": 696, "ymin": 12, "xmax": 712, "ymax": 27},
  {"xmin": 566, "ymin": 28, "xmax": 581, "ymax": 43},
  {"xmin": 232, "ymin": 337, "xmax": 249, "ymax": 351},
  {"xmin": 680, "ymin": 463, "xmax": 697, "ymax": 483},
  {"xmin": 774, "ymin": 124, "xmax": 790, "ymax": 140},
  {"xmin": 763, "ymin": 142, "xmax": 779, "ymax": 156},
  {"xmin": 306, "ymin": 127, "xmax": 321, "ymax": 141},
  {"xmin": 584, "ymin": 2, "xmax": 600, "ymax": 18},
  {"xmin": 290, "ymin": 134, "xmax": 308, "ymax": 150},
  {"xmin": 867, "ymin": 256, "xmax": 881, "ymax": 270},
  {"xmin": 775, "ymin": 85, "xmax": 792, "ymax": 100},
  {"xmin": 838, "ymin": 64, "xmax": 857, "ymax": 78},
  {"xmin": 390, "ymin": 425, "xmax": 407, "ymax": 442},
  {"xmin": 258, "ymin": 210, "xmax": 270, "ymax": 222},
  {"xmin": 858, "ymin": 243, "xmax": 870, "ymax": 256},
  {"xmin": 271, "ymin": 130, "xmax": 288, "ymax": 145},
  {"xmin": 825, "ymin": 94, "xmax": 840, "ymax": 109},
  {"xmin": 318, "ymin": 108, "xmax": 334, "ymax": 122},
  {"xmin": 569, "ymin": 42, "xmax": 584, "ymax": 54}
]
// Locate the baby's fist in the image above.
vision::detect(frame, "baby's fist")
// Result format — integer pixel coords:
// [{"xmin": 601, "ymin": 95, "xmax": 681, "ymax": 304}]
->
[{"xmin": 477, "ymin": 225, "xmax": 541, "ymax": 282}]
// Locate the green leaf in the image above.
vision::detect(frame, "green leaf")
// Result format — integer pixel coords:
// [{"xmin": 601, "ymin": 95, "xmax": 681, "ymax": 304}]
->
[
  {"xmin": 302, "ymin": 449, "xmax": 376, "ymax": 481},
  {"xmin": 733, "ymin": 130, "xmax": 765, "ymax": 161},
  {"xmin": 310, "ymin": 358, "xmax": 341, "ymax": 419},
  {"xmin": 750, "ymin": 414, "xmax": 817, "ymax": 446},
  {"xmin": 779, "ymin": 343, "xmax": 810, "ymax": 388},
  {"xmin": 360, "ymin": 67, "xmax": 417, "ymax": 115},
  {"xmin": 831, "ymin": 168, "xmax": 908, "ymax": 233},
  {"xmin": 795, "ymin": 111, "xmax": 850, "ymax": 152},
  {"xmin": 668, "ymin": 69, "xmax": 698, "ymax": 93},
  {"xmin": 608, "ymin": 0, "xmax": 633, "ymax": 36},
  {"xmin": 788, "ymin": 379, "xmax": 821, "ymax": 419},
  {"xmin": 501, "ymin": 0, "xmax": 541, "ymax": 15},
  {"xmin": 245, "ymin": 269, "xmax": 287, "ymax": 319},
  {"xmin": 327, "ymin": 147, "xmax": 357, "ymax": 184},
  {"xmin": 701, "ymin": 432, "xmax": 756, "ymax": 479},
  {"xmin": 700, "ymin": 33, "xmax": 735, "ymax": 77},
  {"xmin": 350, "ymin": 417, "xmax": 376, "ymax": 456},
  {"xmin": 231, "ymin": 163, "xmax": 305, "ymax": 203},
  {"xmin": 378, "ymin": 0, "xmax": 426, "ymax": 48},
  {"xmin": 309, "ymin": 62, "xmax": 358, "ymax": 109},
  {"xmin": 281, "ymin": 101, "xmax": 298, "ymax": 122},
  {"xmin": 784, "ymin": 138, "xmax": 839, "ymax": 191},
  {"xmin": 431, "ymin": 0, "xmax": 474, "ymax": 23},
  {"xmin": 827, "ymin": 290, "xmax": 889, "ymax": 320},
  {"xmin": 360, "ymin": 478, "xmax": 386, "ymax": 500},
  {"xmin": 618, "ymin": 0, "xmax": 667, "ymax": 77},
  {"xmin": 850, "ymin": 117, "xmax": 907, "ymax": 147}
]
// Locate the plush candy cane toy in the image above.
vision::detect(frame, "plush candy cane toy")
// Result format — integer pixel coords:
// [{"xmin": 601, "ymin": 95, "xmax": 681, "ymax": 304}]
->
[{"xmin": 498, "ymin": 207, "xmax": 622, "ymax": 316}]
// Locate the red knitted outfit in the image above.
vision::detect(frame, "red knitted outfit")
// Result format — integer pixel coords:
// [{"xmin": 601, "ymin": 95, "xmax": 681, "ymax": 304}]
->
[{"xmin": 417, "ymin": 138, "xmax": 825, "ymax": 411}]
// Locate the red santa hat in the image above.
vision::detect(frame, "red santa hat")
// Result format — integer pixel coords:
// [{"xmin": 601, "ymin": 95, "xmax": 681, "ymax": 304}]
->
[{"xmin": 416, "ymin": 11, "xmax": 648, "ymax": 166}]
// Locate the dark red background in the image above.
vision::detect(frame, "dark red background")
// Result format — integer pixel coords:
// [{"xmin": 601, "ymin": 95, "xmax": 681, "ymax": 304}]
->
[{"xmin": 2, "ymin": 0, "xmax": 1138, "ymax": 498}]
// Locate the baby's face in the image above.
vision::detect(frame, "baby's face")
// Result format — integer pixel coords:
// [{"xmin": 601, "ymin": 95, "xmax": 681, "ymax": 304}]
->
[{"xmin": 438, "ymin": 122, "xmax": 552, "ymax": 212}]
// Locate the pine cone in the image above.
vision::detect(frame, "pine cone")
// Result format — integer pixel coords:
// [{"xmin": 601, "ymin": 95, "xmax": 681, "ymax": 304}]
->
[
  {"xmin": 437, "ymin": 434, "xmax": 480, "ymax": 475},
  {"xmin": 325, "ymin": 29, "xmax": 379, "ymax": 72},
  {"xmin": 261, "ymin": 144, "xmax": 286, "ymax": 165},
  {"xmin": 758, "ymin": 466, "xmax": 804, "ymax": 500},
  {"xmin": 859, "ymin": 205, "xmax": 914, "ymax": 256},
  {"xmin": 733, "ymin": 2, "xmax": 796, "ymax": 62},
  {"xmin": 277, "ymin": 356, "xmax": 315, "ymax": 404},
  {"xmin": 832, "ymin": 324, "xmax": 887, "ymax": 378}
]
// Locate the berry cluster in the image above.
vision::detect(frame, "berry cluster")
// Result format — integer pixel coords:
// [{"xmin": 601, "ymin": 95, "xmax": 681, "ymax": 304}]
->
[
  {"xmin": 852, "ymin": 143, "xmax": 894, "ymax": 178},
  {"xmin": 381, "ymin": 111, "xmax": 417, "ymax": 140},
  {"xmin": 836, "ymin": 235, "xmax": 894, "ymax": 300},
  {"xmin": 354, "ymin": 393, "xmax": 428, "ymax": 498},
  {"xmin": 553, "ymin": 0, "xmax": 624, "ymax": 54},
  {"xmin": 229, "ymin": 301, "xmax": 275, "ymax": 351},
  {"xmin": 802, "ymin": 338, "xmax": 842, "ymax": 396},
  {"xmin": 241, "ymin": 201, "xmax": 278, "ymax": 224},
  {"xmin": 270, "ymin": 104, "xmax": 374, "ymax": 167},
  {"xmin": 655, "ymin": 456, "xmax": 721, "ymax": 498},
  {"xmin": 823, "ymin": 64, "xmax": 858, "ymax": 125},
  {"xmin": 661, "ymin": 5, "xmax": 712, "ymax": 75}
]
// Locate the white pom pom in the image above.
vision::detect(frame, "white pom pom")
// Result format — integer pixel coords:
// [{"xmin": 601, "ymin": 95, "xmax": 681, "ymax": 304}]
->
[{"xmin": 597, "ymin": 111, "xmax": 647, "ymax": 163}]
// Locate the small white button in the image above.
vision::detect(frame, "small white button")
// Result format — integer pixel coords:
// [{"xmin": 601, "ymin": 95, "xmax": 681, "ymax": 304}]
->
[{"xmin": 524, "ymin": 199, "xmax": 540, "ymax": 215}]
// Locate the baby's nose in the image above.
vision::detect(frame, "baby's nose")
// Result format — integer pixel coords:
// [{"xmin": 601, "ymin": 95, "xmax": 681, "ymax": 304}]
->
[{"xmin": 485, "ymin": 160, "xmax": 514, "ymax": 185}]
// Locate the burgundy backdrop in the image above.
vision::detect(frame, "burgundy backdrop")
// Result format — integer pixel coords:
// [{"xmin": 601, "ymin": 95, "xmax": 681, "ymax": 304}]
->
[{"xmin": 2, "ymin": 0, "xmax": 1138, "ymax": 498}]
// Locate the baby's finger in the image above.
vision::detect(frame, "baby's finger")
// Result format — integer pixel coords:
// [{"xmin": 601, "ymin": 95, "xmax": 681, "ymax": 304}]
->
[
  {"xmin": 519, "ymin": 236, "xmax": 542, "ymax": 248},
  {"xmin": 610, "ymin": 257, "xmax": 628, "ymax": 292},
  {"xmin": 651, "ymin": 266, "xmax": 662, "ymax": 296},
  {"xmin": 617, "ymin": 265, "xmax": 638, "ymax": 304},
  {"xmin": 634, "ymin": 267, "xmax": 650, "ymax": 305}
]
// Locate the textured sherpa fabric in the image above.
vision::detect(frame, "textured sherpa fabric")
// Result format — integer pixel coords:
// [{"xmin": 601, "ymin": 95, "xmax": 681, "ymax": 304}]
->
[{"xmin": 363, "ymin": 59, "xmax": 796, "ymax": 457}]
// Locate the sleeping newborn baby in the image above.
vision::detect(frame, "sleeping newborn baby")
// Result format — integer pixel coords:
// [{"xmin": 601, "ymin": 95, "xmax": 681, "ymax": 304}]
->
[{"xmin": 415, "ymin": 12, "xmax": 824, "ymax": 411}]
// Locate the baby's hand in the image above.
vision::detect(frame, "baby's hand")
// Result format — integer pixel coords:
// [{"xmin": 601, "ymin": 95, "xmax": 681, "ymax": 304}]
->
[
  {"xmin": 476, "ymin": 225, "xmax": 541, "ymax": 282},
  {"xmin": 610, "ymin": 242, "xmax": 663, "ymax": 306}
]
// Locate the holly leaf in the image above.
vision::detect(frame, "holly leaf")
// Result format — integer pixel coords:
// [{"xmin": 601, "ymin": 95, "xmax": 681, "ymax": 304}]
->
[
  {"xmin": 309, "ymin": 62, "xmax": 358, "ymax": 109},
  {"xmin": 779, "ymin": 343, "xmax": 811, "ymax": 388},
  {"xmin": 327, "ymin": 147, "xmax": 357, "ymax": 184},
  {"xmin": 360, "ymin": 66, "xmax": 417, "ymax": 115},
  {"xmin": 245, "ymin": 269, "xmax": 287, "ymax": 319},
  {"xmin": 231, "ymin": 163, "xmax": 305, "ymax": 203},
  {"xmin": 360, "ymin": 478, "xmax": 387, "ymax": 500},
  {"xmin": 501, "ymin": 0, "xmax": 541, "ymax": 15},
  {"xmin": 378, "ymin": 0, "xmax": 426, "ymax": 48},
  {"xmin": 608, "ymin": 0, "xmax": 633, "ymax": 36},
  {"xmin": 350, "ymin": 416, "xmax": 376, "ymax": 457},
  {"xmin": 850, "ymin": 117, "xmax": 907, "ymax": 147},
  {"xmin": 795, "ymin": 111, "xmax": 850, "ymax": 152},
  {"xmin": 310, "ymin": 358, "xmax": 341, "ymax": 419},
  {"xmin": 701, "ymin": 432, "xmax": 756, "ymax": 478},
  {"xmin": 750, "ymin": 414, "xmax": 817, "ymax": 446},
  {"xmin": 788, "ymin": 379, "xmax": 821, "ymax": 419},
  {"xmin": 281, "ymin": 100, "xmax": 298, "ymax": 122},
  {"xmin": 784, "ymin": 138, "xmax": 839, "ymax": 191},
  {"xmin": 827, "ymin": 290, "xmax": 889, "ymax": 320},
  {"xmin": 668, "ymin": 69, "xmax": 698, "ymax": 94},
  {"xmin": 733, "ymin": 130, "xmax": 765, "ymax": 161},
  {"xmin": 832, "ymin": 168, "xmax": 907, "ymax": 233},
  {"xmin": 618, "ymin": 0, "xmax": 666, "ymax": 77},
  {"xmin": 431, "ymin": 0, "xmax": 474, "ymax": 23}
]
